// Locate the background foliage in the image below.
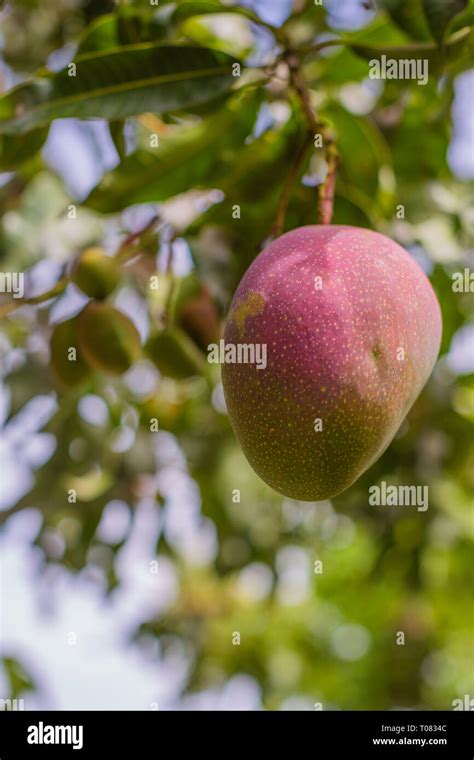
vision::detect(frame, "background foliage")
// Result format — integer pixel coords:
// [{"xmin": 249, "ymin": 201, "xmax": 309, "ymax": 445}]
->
[{"xmin": 0, "ymin": 0, "xmax": 473, "ymax": 710}]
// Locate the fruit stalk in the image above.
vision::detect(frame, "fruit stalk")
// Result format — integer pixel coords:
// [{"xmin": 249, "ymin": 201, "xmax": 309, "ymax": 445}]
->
[
  {"xmin": 318, "ymin": 144, "xmax": 340, "ymax": 225},
  {"xmin": 116, "ymin": 214, "xmax": 161, "ymax": 262},
  {"xmin": 285, "ymin": 51, "xmax": 339, "ymax": 225}
]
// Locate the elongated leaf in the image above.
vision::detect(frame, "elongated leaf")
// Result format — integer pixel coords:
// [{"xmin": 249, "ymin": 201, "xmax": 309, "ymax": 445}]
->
[
  {"xmin": 77, "ymin": 2, "xmax": 265, "ymax": 57},
  {"xmin": 350, "ymin": 26, "xmax": 471, "ymax": 68},
  {"xmin": 422, "ymin": 0, "xmax": 468, "ymax": 44},
  {"xmin": 216, "ymin": 111, "xmax": 307, "ymax": 202},
  {"xmin": 172, "ymin": 0, "xmax": 269, "ymax": 27},
  {"xmin": 0, "ymin": 128, "xmax": 49, "ymax": 170},
  {"xmin": 390, "ymin": 94, "xmax": 450, "ymax": 180},
  {"xmin": 447, "ymin": 4, "xmax": 474, "ymax": 34},
  {"xmin": 173, "ymin": 0, "xmax": 233, "ymax": 21},
  {"xmin": 0, "ymin": 45, "xmax": 240, "ymax": 135},
  {"xmin": 381, "ymin": 0, "xmax": 432, "ymax": 41},
  {"xmin": 323, "ymin": 104, "xmax": 391, "ymax": 198},
  {"xmin": 86, "ymin": 88, "xmax": 262, "ymax": 212},
  {"xmin": 109, "ymin": 120, "xmax": 126, "ymax": 160},
  {"xmin": 77, "ymin": 8, "xmax": 169, "ymax": 55},
  {"xmin": 76, "ymin": 14, "xmax": 121, "ymax": 55}
]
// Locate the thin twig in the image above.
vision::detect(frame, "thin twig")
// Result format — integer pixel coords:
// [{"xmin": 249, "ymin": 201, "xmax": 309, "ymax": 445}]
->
[
  {"xmin": 237, "ymin": 6, "xmax": 289, "ymax": 45},
  {"xmin": 298, "ymin": 38, "xmax": 344, "ymax": 57},
  {"xmin": 0, "ymin": 215, "xmax": 162, "ymax": 318},
  {"xmin": 162, "ymin": 226, "xmax": 179, "ymax": 324},
  {"xmin": 116, "ymin": 213, "xmax": 161, "ymax": 261},
  {"xmin": 272, "ymin": 132, "xmax": 313, "ymax": 238},
  {"xmin": 286, "ymin": 52, "xmax": 318, "ymax": 132},
  {"xmin": 318, "ymin": 145, "xmax": 340, "ymax": 225},
  {"xmin": 0, "ymin": 276, "xmax": 68, "ymax": 318}
]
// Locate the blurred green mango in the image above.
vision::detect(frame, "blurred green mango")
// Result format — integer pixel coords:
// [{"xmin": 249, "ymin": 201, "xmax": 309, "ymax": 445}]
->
[
  {"xmin": 78, "ymin": 301, "xmax": 141, "ymax": 375},
  {"xmin": 72, "ymin": 247, "xmax": 120, "ymax": 300},
  {"xmin": 49, "ymin": 316, "xmax": 92, "ymax": 389}
]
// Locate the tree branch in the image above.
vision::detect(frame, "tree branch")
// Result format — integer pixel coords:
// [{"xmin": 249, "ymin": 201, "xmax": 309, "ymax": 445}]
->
[
  {"xmin": 0, "ymin": 276, "xmax": 68, "ymax": 318},
  {"xmin": 285, "ymin": 51, "xmax": 339, "ymax": 225},
  {"xmin": 298, "ymin": 38, "xmax": 344, "ymax": 57}
]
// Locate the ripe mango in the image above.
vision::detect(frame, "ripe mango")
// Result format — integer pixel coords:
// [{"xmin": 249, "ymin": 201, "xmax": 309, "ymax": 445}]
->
[
  {"xmin": 222, "ymin": 225, "xmax": 442, "ymax": 501},
  {"xmin": 50, "ymin": 316, "xmax": 92, "ymax": 389},
  {"xmin": 78, "ymin": 302, "xmax": 141, "ymax": 375},
  {"xmin": 71, "ymin": 247, "xmax": 120, "ymax": 300}
]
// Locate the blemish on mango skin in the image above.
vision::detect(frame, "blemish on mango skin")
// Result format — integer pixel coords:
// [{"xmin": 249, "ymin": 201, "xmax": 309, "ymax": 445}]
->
[{"xmin": 229, "ymin": 290, "xmax": 266, "ymax": 338}]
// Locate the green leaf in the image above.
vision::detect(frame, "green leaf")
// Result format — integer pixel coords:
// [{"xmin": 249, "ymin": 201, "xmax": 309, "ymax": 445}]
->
[
  {"xmin": 145, "ymin": 327, "xmax": 207, "ymax": 379},
  {"xmin": 0, "ymin": 128, "xmax": 49, "ymax": 170},
  {"xmin": 389, "ymin": 99, "xmax": 450, "ymax": 181},
  {"xmin": 86, "ymin": 88, "xmax": 262, "ymax": 212},
  {"xmin": 77, "ymin": 8, "xmax": 169, "ymax": 55},
  {"xmin": 2, "ymin": 657, "xmax": 36, "ymax": 698},
  {"xmin": 307, "ymin": 47, "xmax": 371, "ymax": 86},
  {"xmin": 116, "ymin": 7, "xmax": 169, "ymax": 46},
  {"xmin": 430, "ymin": 266, "xmax": 465, "ymax": 355},
  {"xmin": 381, "ymin": 0, "xmax": 432, "ymax": 41},
  {"xmin": 0, "ymin": 44, "xmax": 240, "ymax": 135},
  {"xmin": 446, "ymin": 2, "xmax": 474, "ymax": 34},
  {"xmin": 217, "ymin": 110, "xmax": 307, "ymax": 202},
  {"xmin": 172, "ymin": 0, "xmax": 273, "ymax": 29},
  {"xmin": 76, "ymin": 14, "xmax": 121, "ymax": 55},
  {"xmin": 323, "ymin": 104, "xmax": 391, "ymax": 199},
  {"xmin": 422, "ymin": 0, "xmax": 468, "ymax": 44},
  {"xmin": 109, "ymin": 120, "xmax": 126, "ymax": 160},
  {"xmin": 173, "ymin": 1, "xmax": 234, "ymax": 22},
  {"xmin": 350, "ymin": 26, "xmax": 471, "ymax": 68},
  {"xmin": 331, "ymin": 192, "xmax": 374, "ymax": 228}
]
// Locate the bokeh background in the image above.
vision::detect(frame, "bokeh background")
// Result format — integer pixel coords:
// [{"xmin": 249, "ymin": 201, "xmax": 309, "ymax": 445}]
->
[{"xmin": 0, "ymin": 0, "xmax": 473, "ymax": 710}]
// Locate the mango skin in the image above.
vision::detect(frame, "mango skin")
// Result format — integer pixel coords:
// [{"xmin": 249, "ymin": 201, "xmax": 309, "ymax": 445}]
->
[
  {"xmin": 72, "ymin": 248, "xmax": 120, "ymax": 300},
  {"xmin": 78, "ymin": 302, "xmax": 141, "ymax": 375},
  {"xmin": 222, "ymin": 225, "xmax": 442, "ymax": 501},
  {"xmin": 145, "ymin": 327, "xmax": 206, "ymax": 379},
  {"xmin": 50, "ymin": 316, "xmax": 92, "ymax": 389}
]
